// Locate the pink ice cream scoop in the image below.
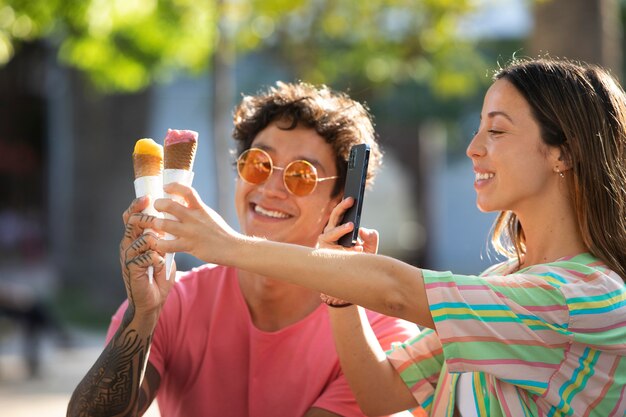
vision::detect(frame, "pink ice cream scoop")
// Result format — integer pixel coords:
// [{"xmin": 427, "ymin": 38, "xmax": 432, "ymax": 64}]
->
[
  {"xmin": 164, "ymin": 129, "xmax": 198, "ymax": 170},
  {"xmin": 164, "ymin": 129, "xmax": 198, "ymax": 146}
]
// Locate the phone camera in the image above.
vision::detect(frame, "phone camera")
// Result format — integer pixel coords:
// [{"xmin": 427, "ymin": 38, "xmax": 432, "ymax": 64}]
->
[{"xmin": 348, "ymin": 149, "xmax": 356, "ymax": 169}]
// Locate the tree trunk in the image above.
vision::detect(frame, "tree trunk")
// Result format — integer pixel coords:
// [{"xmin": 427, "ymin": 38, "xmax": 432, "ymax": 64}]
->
[
  {"xmin": 211, "ymin": 2, "xmax": 238, "ymax": 226},
  {"xmin": 528, "ymin": 0, "xmax": 622, "ymax": 76}
]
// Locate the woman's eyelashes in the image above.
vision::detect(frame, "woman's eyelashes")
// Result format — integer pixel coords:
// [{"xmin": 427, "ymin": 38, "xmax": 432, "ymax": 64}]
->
[{"xmin": 472, "ymin": 127, "xmax": 505, "ymax": 137}]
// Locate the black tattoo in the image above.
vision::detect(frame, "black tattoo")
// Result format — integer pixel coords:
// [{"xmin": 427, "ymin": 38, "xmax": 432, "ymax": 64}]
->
[
  {"xmin": 123, "ymin": 222, "xmax": 135, "ymax": 240},
  {"xmin": 67, "ymin": 307, "xmax": 153, "ymax": 417},
  {"xmin": 130, "ymin": 236, "xmax": 147, "ymax": 252},
  {"xmin": 68, "ymin": 215, "xmax": 163, "ymax": 416}
]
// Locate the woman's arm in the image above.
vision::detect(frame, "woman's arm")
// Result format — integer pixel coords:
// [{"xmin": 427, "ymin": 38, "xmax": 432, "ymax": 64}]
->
[
  {"xmin": 236, "ymin": 238, "xmax": 433, "ymax": 326},
  {"xmin": 152, "ymin": 183, "xmax": 435, "ymax": 328}
]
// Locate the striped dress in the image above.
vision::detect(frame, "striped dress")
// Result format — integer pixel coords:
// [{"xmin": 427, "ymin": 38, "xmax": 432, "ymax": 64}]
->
[{"xmin": 386, "ymin": 253, "xmax": 626, "ymax": 417}]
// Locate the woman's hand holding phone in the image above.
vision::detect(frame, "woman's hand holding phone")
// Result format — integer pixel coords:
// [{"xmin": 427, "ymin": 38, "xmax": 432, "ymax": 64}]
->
[{"xmin": 318, "ymin": 196, "xmax": 379, "ymax": 306}]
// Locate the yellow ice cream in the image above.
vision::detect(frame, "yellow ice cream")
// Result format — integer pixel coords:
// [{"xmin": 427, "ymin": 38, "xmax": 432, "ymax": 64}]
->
[
  {"xmin": 133, "ymin": 138, "xmax": 163, "ymax": 178},
  {"xmin": 134, "ymin": 138, "xmax": 163, "ymax": 157}
]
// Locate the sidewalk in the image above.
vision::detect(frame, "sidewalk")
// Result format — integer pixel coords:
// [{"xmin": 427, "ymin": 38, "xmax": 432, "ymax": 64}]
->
[{"xmin": 0, "ymin": 328, "xmax": 160, "ymax": 417}]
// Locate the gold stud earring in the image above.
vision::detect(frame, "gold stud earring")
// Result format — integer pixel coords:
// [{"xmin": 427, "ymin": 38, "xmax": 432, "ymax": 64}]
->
[{"xmin": 555, "ymin": 167, "xmax": 565, "ymax": 178}]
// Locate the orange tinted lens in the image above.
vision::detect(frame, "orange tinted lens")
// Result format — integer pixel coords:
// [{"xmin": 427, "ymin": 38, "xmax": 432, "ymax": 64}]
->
[
  {"xmin": 284, "ymin": 160, "xmax": 317, "ymax": 196},
  {"xmin": 238, "ymin": 149, "xmax": 272, "ymax": 184}
]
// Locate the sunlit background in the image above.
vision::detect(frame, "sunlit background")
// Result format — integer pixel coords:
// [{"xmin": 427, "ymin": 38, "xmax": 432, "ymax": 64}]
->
[{"xmin": 0, "ymin": 0, "xmax": 624, "ymax": 415}]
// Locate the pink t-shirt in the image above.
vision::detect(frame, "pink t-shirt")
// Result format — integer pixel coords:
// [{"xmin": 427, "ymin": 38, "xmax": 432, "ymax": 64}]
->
[{"xmin": 107, "ymin": 264, "xmax": 418, "ymax": 417}]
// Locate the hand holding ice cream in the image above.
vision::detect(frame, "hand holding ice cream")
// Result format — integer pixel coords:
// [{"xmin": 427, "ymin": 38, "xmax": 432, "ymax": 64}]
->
[
  {"xmin": 132, "ymin": 138, "xmax": 164, "ymax": 283},
  {"xmin": 129, "ymin": 129, "xmax": 198, "ymax": 282}
]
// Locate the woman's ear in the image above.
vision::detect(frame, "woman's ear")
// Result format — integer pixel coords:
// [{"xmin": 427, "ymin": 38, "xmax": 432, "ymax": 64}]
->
[{"xmin": 550, "ymin": 146, "xmax": 572, "ymax": 173}]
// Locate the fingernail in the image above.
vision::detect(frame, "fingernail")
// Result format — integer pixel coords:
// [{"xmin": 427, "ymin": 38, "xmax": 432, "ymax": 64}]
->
[{"xmin": 154, "ymin": 198, "xmax": 165, "ymax": 209}]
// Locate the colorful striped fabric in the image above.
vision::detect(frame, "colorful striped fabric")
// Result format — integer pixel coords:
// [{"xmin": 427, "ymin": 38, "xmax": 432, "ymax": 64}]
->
[{"xmin": 386, "ymin": 253, "xmax": 626, "ymax": 417}]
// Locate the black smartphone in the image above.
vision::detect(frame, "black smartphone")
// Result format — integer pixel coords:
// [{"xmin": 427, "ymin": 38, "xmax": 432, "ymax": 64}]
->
[{"xmin": 338, "ymin": 144, "xmax": 370, "ymax": 247}]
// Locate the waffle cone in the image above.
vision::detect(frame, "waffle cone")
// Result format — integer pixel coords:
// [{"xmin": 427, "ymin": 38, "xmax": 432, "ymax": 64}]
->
[
  {"xmin": 165, "ymin": 141, "xmax": 197, "ymax": 170},
  {"xmin": 133, "ymin": 154, "xmax": 163, "ymax": 178}
]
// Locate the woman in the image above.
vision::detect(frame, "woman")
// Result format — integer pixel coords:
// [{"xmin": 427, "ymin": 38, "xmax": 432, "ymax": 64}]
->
[{"xmin": 150, "ymin": 58, "xmax": 626, "ymax": 416}]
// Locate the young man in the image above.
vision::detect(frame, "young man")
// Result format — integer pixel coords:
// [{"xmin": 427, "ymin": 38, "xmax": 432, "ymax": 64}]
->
[{"xmin": 67, "ymin": 82, "xmax": 418, "ymax": 417}]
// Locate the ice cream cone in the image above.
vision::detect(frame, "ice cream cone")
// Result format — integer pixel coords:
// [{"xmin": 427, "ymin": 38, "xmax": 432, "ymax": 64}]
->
[
  {"xmin": 162, "ymin": 129, "xmax": 198, "ymax": 281},
  {"xmin": 164, "ymin": 129, "xmax": 198, "ymax": 170},
  {"xmin": 133, "ymin": 138, "xmax": 164, "ymax": 177},
  {"xmin": 164, "ymin": 141, "xmax": 197, "ymax": 170},
  {"xmin": 133, "ymin": 154, "xmax": 163, "ymax": 178},
  {"xmin": 132, "ymin": 138, "xmax": 164, "ymax": 284}
]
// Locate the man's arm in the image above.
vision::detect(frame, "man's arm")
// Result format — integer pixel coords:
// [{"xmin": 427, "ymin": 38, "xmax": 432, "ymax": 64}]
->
[
  {"xmin": 67, "ymin": 305, "xmax": 160, "ymax": 417},
  {"xmin": 329, "ymin": 307, "xmax": 419, "ymax": 417},
  {"xmin": 68, "ymin": 197, "xmax": 174, "ymax": 417}
]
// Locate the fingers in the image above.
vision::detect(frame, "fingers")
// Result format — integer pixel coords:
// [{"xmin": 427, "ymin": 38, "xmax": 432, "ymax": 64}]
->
[
  {"xmin": 154, "ymin": 197, "xmax": 191, "ymax": 222},
  {"xmin": 123, "ymin": 196, "xmax": 150, "ymax": 224},
  {"xmin": 124, "ymin": 232, "xmax": 160, "ymax": 262},
  {"xmin": 125, "ymin": 249, "xmax": 162, "ymax": 269},
  {"xmin": 320, "ymin": 293, "xmax": 351, "ymax": 306},
  {"xmin": 120, "ymin": 231, "xmax": 160, "ymax": 275},
  {"xmin": 121, "ymin": 213, "xmax": 160, "ymax": 252},
  {"xmin": 326, "ymin": 197, "xmax": 354, "ymax": 231},
  {"xmin": 154, "ymin": 234, "xmax": 186, "ymax": 254},
  {"xmin": 319, "ymin": 198, "xmax": 356, "ymax": 249},
  {"xmin": 320, "ymin": 222, "xmax": 354, "ymax": 246},
  {"xmin": 151, "ymin": 216, "xmax": 189, "ymax": 242},
  {"xmin": 154, "ymin": 184, "xmax": 204, "ymax": 221},
  {"xmin": 163, "ymin": 183, "xmax": 204, "ymax": 209},
  {"xmin": 124, "ymin": 249, "xmax": 164, "ymax": 281},
  {"xmin": 358, "ymin": 227, "xmax": 379, "ymax": 254}
]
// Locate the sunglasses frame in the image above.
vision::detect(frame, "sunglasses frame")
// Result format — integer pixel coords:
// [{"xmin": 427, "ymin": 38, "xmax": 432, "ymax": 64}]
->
[{"xmin": 237, "ymin": 148, "xmax": 339, "ymax": 196}]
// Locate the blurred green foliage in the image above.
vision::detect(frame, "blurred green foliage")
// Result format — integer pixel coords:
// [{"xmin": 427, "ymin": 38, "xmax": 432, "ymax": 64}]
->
[{"xmin": 0, "ymin": 0, "xmax": 485, "ymax": 97}]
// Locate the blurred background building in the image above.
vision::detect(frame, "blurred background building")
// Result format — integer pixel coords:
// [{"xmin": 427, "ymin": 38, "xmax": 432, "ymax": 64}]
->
[{"xmin": 0, "ymin": 0, "xmax": 623, "ymax": 414}]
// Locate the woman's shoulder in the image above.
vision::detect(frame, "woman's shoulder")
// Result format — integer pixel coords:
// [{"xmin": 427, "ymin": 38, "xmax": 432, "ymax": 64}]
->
[
  {"xmin": 517, "ymin": 253, "xmax": 624, "ymax": 294},
  {"xmin": 480, "ymin": 253, "xmax": 623, "ymax": 289},
  {"xmin": 535, "ymin": 253, "xmax": 619, "ymax": 280}
]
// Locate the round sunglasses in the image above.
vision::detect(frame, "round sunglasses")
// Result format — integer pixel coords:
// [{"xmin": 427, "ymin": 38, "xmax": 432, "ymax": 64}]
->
[{"xmin": 237, "ymin": 148, "xmax": 339, "ymax": 196}]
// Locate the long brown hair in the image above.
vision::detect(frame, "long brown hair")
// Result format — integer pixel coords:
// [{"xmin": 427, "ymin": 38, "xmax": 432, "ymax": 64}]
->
[{"xmin": 491, "ymin": 58, "xmax": 626, "ymax": 281}]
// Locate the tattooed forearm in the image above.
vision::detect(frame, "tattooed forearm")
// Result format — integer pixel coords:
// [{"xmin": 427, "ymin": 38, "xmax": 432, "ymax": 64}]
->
[
  {"xmin": 67, "ymin": 308, "xmax": 153, "ymax": 417},
  {"xmin": 70, "ymin": 211, "xmax": 165, "ymax": 416}
]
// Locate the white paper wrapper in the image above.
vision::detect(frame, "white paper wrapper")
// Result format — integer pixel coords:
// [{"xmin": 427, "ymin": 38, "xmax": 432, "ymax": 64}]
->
[
  {"xmin": 133, "ymin": 175, "xmax": 164, "ymax": 284},
  {"xmin": 163, "ymin": 169, "xmax": 195, "ymax": 280},
  {"xmin": 134, "ymin": 176, "xmax": 163, "ymax": 206}
]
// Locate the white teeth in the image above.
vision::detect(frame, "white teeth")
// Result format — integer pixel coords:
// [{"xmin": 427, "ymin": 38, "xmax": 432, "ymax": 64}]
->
[
  {"xmin": 254, "ymin": 204, "xmax": 290, "ymax": 219},
  {"xmin": 475, "ymin": 172, "xmax": 495, "ymax": 181}
]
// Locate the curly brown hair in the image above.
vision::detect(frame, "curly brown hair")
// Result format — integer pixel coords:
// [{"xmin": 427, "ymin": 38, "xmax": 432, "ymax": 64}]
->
[{"xmin": 232, "ymin": 81, "xmax": 382, "ymax": 197}]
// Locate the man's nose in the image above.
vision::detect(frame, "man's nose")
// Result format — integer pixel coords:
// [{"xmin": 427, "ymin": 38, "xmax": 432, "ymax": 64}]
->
[{"xmin": 260, "ymin": 166, "xmax": 289, "ymax": 197}]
